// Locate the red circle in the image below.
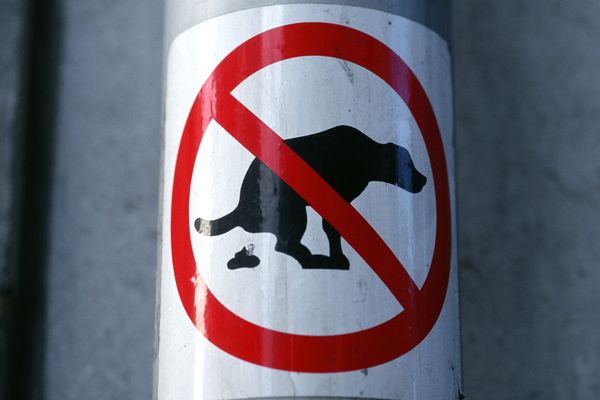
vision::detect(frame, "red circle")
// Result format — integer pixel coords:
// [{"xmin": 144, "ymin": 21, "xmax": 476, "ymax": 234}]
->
[{"xmin": 170, "ymin": 22, "xmax": 452, "ymax": 372}]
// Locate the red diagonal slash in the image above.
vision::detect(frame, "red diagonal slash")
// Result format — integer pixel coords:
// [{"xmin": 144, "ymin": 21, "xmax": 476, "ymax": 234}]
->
[
  {"xmin": 171, "ymin": 22, "xmax": 452, "ymax": 372},
  {"xmin": 215, "ymin": 93, "xmax": 421, "ymax": 309}
]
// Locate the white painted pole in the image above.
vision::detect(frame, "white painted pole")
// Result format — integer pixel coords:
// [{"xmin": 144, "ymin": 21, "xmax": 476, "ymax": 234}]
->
[{"xmin": 156, "ymin": 1, "xmax": 460, "ymax": 399}]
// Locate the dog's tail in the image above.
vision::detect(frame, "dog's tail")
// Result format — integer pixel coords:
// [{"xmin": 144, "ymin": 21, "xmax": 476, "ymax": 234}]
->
[{"xmin": 194, "ymin": 209, "xmax": 239, "ymax": 236}]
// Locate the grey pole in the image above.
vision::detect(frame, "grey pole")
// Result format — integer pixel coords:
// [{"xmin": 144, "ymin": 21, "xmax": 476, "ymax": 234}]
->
[
  {"xmin": 163, "ymin": 0, "xmax": 450, "ymax": 53},
  {"xmin": 156, "ymin": 1, "xmax": 459, "ymax": 399}
]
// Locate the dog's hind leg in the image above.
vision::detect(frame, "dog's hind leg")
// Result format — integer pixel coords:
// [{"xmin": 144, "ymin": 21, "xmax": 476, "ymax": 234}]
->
[
  {"xmin": 322, "ymin": 220, "xmax": 350, "ymax": 270},
  {"xmin": 271, "ymin": 202, "xmax": 346, "ymax": 269}
]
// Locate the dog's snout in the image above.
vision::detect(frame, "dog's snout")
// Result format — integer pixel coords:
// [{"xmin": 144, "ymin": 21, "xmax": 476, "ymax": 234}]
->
[
  {"xmin": 418, "ymin": 173, "xmax": 427, "ymax": 187},
  {"xmin": 412, "ymin": 171, "xmax": 427, "ymax": 193}
]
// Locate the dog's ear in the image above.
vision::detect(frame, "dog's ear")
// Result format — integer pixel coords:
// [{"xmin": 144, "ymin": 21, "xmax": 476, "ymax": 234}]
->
[
  {"xmin": 382, "ymin": 143, "xmax": 427, "ymax": 193},
  {"xmin": 378, "ymin": 143, "xmax": 402, "ymax": 182},
  {"xmin": 384, "ymin": 143, "xmax": 410, "ymax": 168}
]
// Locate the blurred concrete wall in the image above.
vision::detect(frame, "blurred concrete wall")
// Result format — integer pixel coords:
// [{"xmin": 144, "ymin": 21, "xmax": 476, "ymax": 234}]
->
[
  {"xmin": 0, "ymin": 0, "xmax": 28, "ymax": 393},
  {"xmin": 453, "ymin": 1, "xmax": 600, "ymax": 399},
  {"xmin": 1, "ymin": 0, "xmax": 600, "ymax": 399},
  {"xmin": 41, "ymin": 1, "xmax": 163, "ymax": 399},
  {"xmin": 1, "ymin": 0, "xmax": 163, "ymax": 399}
]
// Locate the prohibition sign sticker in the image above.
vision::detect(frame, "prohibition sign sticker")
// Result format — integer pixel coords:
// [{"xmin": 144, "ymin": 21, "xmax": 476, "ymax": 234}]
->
[{"xmin": 171, "ymin": 22, "xmax": 452, "ymax": 373}]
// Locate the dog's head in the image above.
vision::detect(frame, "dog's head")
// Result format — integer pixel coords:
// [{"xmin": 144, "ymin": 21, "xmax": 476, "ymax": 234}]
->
[{"xmin": 381, "ymin": 143, "xmax": 427, "ymax": 193}]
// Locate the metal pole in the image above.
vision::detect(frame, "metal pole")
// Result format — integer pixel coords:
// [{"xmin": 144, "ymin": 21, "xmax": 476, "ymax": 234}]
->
[{"xmin": 156, "ymin": 1, "xmax": 460, "ymax": 399}]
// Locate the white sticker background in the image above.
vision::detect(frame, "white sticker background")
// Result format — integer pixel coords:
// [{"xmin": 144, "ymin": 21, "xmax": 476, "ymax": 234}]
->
[{"xmin": 157, "ymin": 4, "xmax": 460, "ymax": 400}]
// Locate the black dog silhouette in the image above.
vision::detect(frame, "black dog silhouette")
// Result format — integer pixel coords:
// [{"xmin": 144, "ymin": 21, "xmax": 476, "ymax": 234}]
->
[{"xmin": 195, "ymin": 125, "xmax": 427, "ymax": 270}]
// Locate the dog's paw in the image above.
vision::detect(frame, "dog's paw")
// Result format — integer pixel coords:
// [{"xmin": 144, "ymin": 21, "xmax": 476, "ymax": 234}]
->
[
  {"xmin": 306, "ymin": 255, "xmax": 350, "ymax": 270},
  {"xmin": 335, "ymin": 254, "xmax": 350, "ymax": 270}
]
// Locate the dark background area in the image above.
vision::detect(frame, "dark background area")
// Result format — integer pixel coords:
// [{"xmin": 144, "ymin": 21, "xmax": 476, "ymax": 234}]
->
[{"xmin": 1, "ymin": 0, "xmax": 599, "ymax": 399}]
